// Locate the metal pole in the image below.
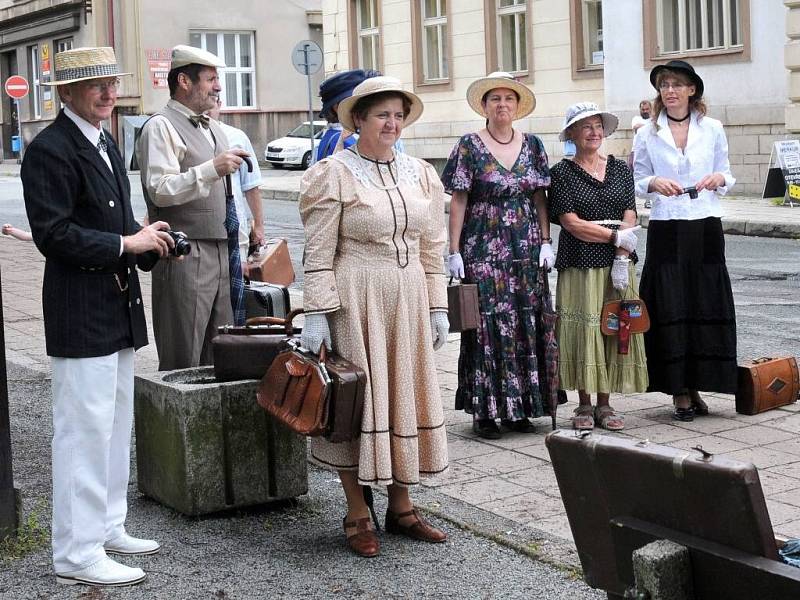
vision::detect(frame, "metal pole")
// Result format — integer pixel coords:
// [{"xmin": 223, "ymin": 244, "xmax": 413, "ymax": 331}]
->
[
  {"xmin": 15, "ymin": 99, "xmax": 23, "ymax": 163},
  {"xmin": 303, "ymin": 44, "xmax": 314, "ymax": 167},
  {"xmin": 0, "ymin": 266, "xmax": 18, "ymax": 538}
]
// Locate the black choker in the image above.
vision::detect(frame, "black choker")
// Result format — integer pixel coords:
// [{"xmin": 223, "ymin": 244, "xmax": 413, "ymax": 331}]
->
[
  {"xmin": 486, "ymin": 127, "xmax": 515, "ymax": 145},
  {"xmin": 666, "ymin": 112, "xmax": 690, "ymax": 123}
]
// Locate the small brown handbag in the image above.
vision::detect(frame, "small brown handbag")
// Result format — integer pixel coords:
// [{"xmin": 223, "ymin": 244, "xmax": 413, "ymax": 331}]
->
[
  {"xmin": 447, "ymin": 277, "xmax": 480, "ymax": 332},
  {"xmin": 600, "ymin": 297, "xmax": 650, "ymax": 336},
  {"xmin": 258, "ymin": 344, "xmax": 330, "ymax": 437}
]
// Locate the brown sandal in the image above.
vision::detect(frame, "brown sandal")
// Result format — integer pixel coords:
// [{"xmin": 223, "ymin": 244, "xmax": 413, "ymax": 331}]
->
[
  {"xmin": 385, "ymin": 508, "xmax": 447, "ymax": 543},
  {"xmin": 594, "ymin": 405, "xmax": 625, "ymax": 431},
  {"xmin": 343, "ymin": 516, "xmax": 380, "ymax": 557},
  {"xmin": 572, "ymin": 405, "xmax": 594, "ymax": 430}
]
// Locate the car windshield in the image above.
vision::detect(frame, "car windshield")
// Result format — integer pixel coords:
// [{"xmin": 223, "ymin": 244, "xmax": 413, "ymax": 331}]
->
[{"xmin": 287, "ymin": 123, "xmax": 324, "ymax": 138}]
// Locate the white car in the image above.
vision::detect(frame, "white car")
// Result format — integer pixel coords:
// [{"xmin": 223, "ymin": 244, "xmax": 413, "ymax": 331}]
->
[{"xmin": 264, "ymin": 121, "xmax": 326, "ymax": 169}]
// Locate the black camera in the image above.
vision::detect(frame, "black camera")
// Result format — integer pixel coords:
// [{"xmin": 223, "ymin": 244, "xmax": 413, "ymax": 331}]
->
[
  {"xmin": 681, "ymin": 186, "xmax": 698, "ymax": 199},
  {"xmin": 166, "ymin": 230, "xmax": 191, "ymax": 257}
]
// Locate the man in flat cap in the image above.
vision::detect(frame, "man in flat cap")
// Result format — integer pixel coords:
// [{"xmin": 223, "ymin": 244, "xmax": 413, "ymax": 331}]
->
[
  {"xmin": 137, "ymin": 45, "xmax": 250, "ymax": 370},
  {"xmin": 22, "ymin": 46, "xmax": 171, "ymax": 587}
]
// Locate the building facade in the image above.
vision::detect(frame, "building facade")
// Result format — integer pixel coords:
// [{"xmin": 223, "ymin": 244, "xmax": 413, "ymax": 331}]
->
[
  {"xmin": 323, "ymin": 0, "xmax": 787, "ymax": 195},
  {"xmin": 0, "ymin": 0, "xmax": 323, "ymax": 163}
]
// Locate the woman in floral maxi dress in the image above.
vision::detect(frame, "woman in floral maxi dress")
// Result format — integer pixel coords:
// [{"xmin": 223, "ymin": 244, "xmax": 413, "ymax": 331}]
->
[{"xmin": 442, "ymin": 72, "xmax": 559, "ymax": 439}]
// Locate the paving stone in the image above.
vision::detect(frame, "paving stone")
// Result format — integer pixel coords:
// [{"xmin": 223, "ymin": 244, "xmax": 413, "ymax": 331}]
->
[
  {"xmin": 725, "ymin": 447, "xmax": 800, "ymax": 469},
  {"xmin": 424, "ymin": 461, "xmax": 487, "ymax": 488},
  {"xmin": 526, "ymin": 514, "xmax": 575, "ymax": 543},
  {"xmin": 669, "ymin": 434, "xmax": 750, "ymax": 455},
  {"xmin": 445, "ymin": 435, "xmax": 495, "ymax": 460},
  {"xmin": 502, "ymin": 462, "xmax": 562, "ymax": 497},
  {"xmin": 766, "ymin": 487, "xmax": 800, "ymax": 508},
  {"xmin": 757, "ymin": 470, "xmax": 800, "ymax": 496},
  {"xmin": 773, "ymin": 519, "xmax": 800, "ymax": 538},
  {"xmin": 516, "ymin": 440, "xmax": 554, "ymax": 463},
  {"xmin": 764, "ymin": 412, "xmax": 800, "ymax": 435},
  {"xmin": 764, "ymin": 437, "xmax": 800, "ymax": 457},
  {"xmin": 766, "ymin": 500, "xmax": 800, "ymax": 525},
  {"xmin": 458, "ymin": 448, "xmax": 546, "ymax": 476},
  {"xmin": 765, "ymin": 463, "xmax": 800, "ymax": 481},
  {"xmin": 671, "ymin": 415, "xmax": 747, "ymax": 435},
  {"xmin": 438, "ymin": 476, "xmax": 531, "ymax": 505},
  {"xmin": 479, "ymin": 490, "xmax": 566, "ymax": 524},
  {"xmin": 716, "ymin": 424, "xmax": 797, "ymax": 446},
  {"xmin": 621, "ymin": 424, "xmax": 699, "ymax": 444}
]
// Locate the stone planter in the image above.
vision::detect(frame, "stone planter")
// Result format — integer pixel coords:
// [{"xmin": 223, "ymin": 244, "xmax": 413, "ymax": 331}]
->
[{"xmin": 134, "ymin": 367, "xmax": 307, "ymax": 516}]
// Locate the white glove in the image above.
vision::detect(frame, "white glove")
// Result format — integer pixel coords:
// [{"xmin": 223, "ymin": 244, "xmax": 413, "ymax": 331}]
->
[
  {"xmin": 613, "ymin": 225, "xmax": 641, "ymax": 253},
  {"xmin": 301, "ymin": 313, "xmax": 332, "ymax": 354},
  {"xmin": 447, "ymin": 252, "xmax": 465, "ymax": 279},
  {"xmin": 539, "ymin": 243, "xmax": 555, "ymax": 270},
  {"xmin": 611, "ymin": 257, "xmax": 631, "ymax": 292},
  {"xmin": 430, "ymin": 311, "xmax": 449, "ymax": 351}
]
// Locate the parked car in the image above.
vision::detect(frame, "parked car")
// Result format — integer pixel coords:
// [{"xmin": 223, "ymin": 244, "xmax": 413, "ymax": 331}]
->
[{"xmin": 264, "ymin": 121, "xmax": 326, "ymax": 169}]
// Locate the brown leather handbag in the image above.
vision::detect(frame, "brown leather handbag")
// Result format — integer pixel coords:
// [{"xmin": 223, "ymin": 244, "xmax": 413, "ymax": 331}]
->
[
  {"xmin": 447, "ymin": 277, "xmax": 480, "ymax": 332},
  {"xmin": 736, "ymin": 356, "xmax": 800, "ymax": 415},
  {"xmin": 600, "ymin": 297, "xmax": 650, "ymax": 336},
  {"xmin": 247, "ymin": 238, "xmax": 295, "ymax": 287},
  {"xmin": 258, "ymin": 343, "xmax": 331, "ymax": 437},
  {"xmin": 211, "ymin": 310, "xmax": 302, "ymax": 382}
]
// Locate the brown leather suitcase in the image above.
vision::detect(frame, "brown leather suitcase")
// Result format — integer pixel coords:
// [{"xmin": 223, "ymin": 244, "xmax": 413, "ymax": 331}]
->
[
  {"xmin": 546, "ymin": 430, "xmax": 780, "ymax": 597},
  {"xmin": 447, "ymin": 280, "xmax": 479, "ymax": 332},
  {"xmin": 247, "ymin": 238, "xmax": 295, "ymax": 287},
  {"xmin": 736, "ymin": 356, "xmax": 800, "ymax": 415},
  {"xmin": 211, "ymin": 310, "xmax": 302, "ymax": 382},
  {"xmin": 324, "ymin": 353, "xmax": 367, "ymax": 443}
]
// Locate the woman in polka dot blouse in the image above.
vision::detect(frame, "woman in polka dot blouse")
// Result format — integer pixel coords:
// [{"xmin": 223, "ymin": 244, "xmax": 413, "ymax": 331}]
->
[{"xmin": 548, "ymin": 102, "xmax": 649, "ymax": 431}]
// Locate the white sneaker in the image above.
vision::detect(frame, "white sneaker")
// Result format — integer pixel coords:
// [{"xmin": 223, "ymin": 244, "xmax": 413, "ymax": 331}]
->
[
  {"xmin": 56, "ymin": 557, "xmax": 146, "ymax": 587},
  {"xmin": 104, "ymin": 533, "xmax": 161, "ymax": 556}
]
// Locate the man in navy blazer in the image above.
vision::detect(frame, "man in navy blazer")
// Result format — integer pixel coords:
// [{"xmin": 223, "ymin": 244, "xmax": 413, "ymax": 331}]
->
[{"xmin": 22, "ymin": 47, "xmax": 174, "ymax": 587}]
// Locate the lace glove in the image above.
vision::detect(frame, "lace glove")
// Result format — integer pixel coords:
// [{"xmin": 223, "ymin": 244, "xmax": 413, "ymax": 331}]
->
[
  {"xmin": 447, "ymin": 252, "xmax": 465, "ymax": 279},
  {"xmin": 538, "ymin": 243, "xmax": 555, "ymax": 270},
  {"xmin": 611, "ymin": 257, "xmax": 631, "ymax": 292},
  {"xmin": 301, "ymin": 313, "xmax": 332, "ymax": 354},
  {"xmin": 613, "ymin": 225, "xmax": 641, "ymax": 253},
  {"xmin": 430, "ymin": 311, "xmax": 450, "ymax": 351}
]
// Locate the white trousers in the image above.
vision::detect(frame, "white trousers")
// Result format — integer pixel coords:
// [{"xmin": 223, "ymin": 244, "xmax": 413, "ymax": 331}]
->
[{"xmin": 51, "ymin": 348, "xmax": 134, "ymax": 573}]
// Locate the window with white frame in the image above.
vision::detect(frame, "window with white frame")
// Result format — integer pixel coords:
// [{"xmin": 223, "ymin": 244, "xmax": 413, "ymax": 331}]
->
[
  {"xmin": 497, "ymin": 0, "xmax": 527, "ymax": 74},
  {"xmin": 657, "ymin": 0, "xmax": 743, "ymax": 55},
  {"xmin": 356, "ymin": 0, "xmax": 381, "ymax": 71},
  {"xmin": 29, "ymin": 45, "xmax": 41, "ymax": 119},
  {"xmin": 421, "ymin": 0, "xmax": 448, "ymax": 81},
  {"xmin": 55, "ymin": 37, "xmax": 73, "ymax": 54},
  {"xmin": 189, "ymin": 31, "xmax": 256, "ymax": 109},
  {"xmin": 581, "ymin": 0, "xmax": 603, "ymax": 66}
]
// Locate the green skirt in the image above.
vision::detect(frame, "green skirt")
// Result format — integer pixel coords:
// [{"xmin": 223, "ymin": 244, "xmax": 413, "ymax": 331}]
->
[{"xmin": 556, "ymin": 265, "xmax": 649, "ymax": 394}]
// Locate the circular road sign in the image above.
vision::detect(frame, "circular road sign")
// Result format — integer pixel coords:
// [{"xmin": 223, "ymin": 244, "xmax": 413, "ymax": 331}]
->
[
  {"xmin": 291, "ymin": 40, "xmax": 323, "ymax": 76},
  {"xmin": 4, "ymin": 75, "xmax": 29, "ymax": 100}
]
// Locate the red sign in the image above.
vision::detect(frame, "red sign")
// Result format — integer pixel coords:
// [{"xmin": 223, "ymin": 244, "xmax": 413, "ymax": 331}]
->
[{"xmin": 4, "ymin": 76, "xmax": 29, "ymax": 100}]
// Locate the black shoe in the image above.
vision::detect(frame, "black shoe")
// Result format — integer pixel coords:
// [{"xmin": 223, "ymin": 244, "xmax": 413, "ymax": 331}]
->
[
  {"xmin": 673, "ymin": 406, "xmax": 695, "ymax": 422},
  {"xmin": 500, "ymin": 418, "xmax": 536, "ymax": 433},
  {"xmin": 473, "ymin": 419, "xmax": 502, "ymax": 439}
]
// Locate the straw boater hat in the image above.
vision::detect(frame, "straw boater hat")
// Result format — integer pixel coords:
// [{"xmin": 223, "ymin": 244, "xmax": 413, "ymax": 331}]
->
[
  {"xmin": 44, "ymin": 47, "xmax": 130, "ymax": 86},
  {"xmin": 558, "ymin": 102, "xmax": 619, "ymax": 141},
  {"xmin": 466, "ymin": 71, "xmax": 536, "ymax": 119},
  {"xmin": 170, "ymin": 44, "xmax": 226, "ymax": 70},
  {"xmin": 337, "ymin": 76, "xmax": 423, "ymax": 132}
]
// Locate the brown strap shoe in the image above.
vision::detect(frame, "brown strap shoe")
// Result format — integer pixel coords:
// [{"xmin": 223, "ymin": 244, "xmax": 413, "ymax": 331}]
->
[
  {"xmin": 343, "ymin": 516, "xmax": 380, "ymax": 558},
  {"xmin": 385, "ymin": 508, "xmax": 447, "ymax": 543}
]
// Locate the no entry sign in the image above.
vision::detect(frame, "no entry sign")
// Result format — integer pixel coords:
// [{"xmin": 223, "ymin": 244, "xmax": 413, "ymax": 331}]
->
[{"xmin": 4, "ymin": 76, "xmax": 29, "ymax": 100}]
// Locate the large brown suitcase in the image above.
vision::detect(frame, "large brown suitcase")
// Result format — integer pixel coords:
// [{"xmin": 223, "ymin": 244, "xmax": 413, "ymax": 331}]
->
[
  {"xmin": 735, "ymin": 356, "xmax": 799, "ymax": 415},
  {"xmin": 247, "ymin": 238, "xmax": 295, "ymax": 287},
  {"xmin": 447, "ymin": 279, "xmax": 479, "ymax": 332},
  {"xmin": 211, "ymin": 310, "xmax": 302, "ymax": 382},
  {"xmin": 546, "ymin": 430, "xmax": 779, "ymax": 597},
  {"xmin": 324, "ymin": 353, "xmax": 367, "ymax": 443}
]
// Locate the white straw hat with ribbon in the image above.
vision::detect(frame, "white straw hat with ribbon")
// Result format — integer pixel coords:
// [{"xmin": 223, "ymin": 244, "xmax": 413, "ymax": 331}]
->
[
  {"xmin": 466, "ymin": 72, "xmax": 536, "ymax": 119},
  {"xmin": 337, "ymin": 76, "xmax": 424, "ymax": 132},
  {"xmin": 43, "ymin": 47, "xmax": 131, "ymax": 86},
  {"xmin": 559, "ymin": 102, "xmax": 619, "ymax": 141}
]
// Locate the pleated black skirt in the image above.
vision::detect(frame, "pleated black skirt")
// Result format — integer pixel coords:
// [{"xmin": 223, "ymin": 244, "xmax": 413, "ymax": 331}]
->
[{"xmin": 639, "ymin": 217, "xmax": 737, "ymax": 395}]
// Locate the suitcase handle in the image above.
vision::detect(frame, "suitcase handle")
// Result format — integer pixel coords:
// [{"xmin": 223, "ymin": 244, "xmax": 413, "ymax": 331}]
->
[
  {"xmin": 246, "ymin": 308, "xmax": 303, "ymax": 335},
  {"xmin": 753, "ymin": 357, "xmax": 776, "ymax": 364}
]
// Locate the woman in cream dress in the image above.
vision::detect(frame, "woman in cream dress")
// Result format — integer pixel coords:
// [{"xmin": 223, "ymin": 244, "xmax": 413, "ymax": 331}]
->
[{"xmin": 299, "ymin": 76, "xmax": 450, "ymax": 558}]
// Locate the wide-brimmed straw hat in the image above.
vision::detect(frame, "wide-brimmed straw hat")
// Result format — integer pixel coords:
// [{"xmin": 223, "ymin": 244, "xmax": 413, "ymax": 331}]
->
[
  {"xmin": 44, "ymin": 47, "xmax": 130, "ymax": 86},
  {"xmin": 649, "ymin": 59, "xmax": 704, "ymax": 100},
  {"xmin": 337, "ymin": 76, "xmax": 423, "ymax": 132},
  {"xmin": 559, "ymin": 102, "xmax": 619, "ymax": 141},
  {"xmin": 466, "ymin": 72, "xmax": 536, "ymax": 119}
]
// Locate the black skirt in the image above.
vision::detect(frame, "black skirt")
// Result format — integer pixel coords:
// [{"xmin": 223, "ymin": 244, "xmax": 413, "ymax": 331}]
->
[{"xmin": 639, "ymin": 217, "xmax": 737, "ymax": 395}]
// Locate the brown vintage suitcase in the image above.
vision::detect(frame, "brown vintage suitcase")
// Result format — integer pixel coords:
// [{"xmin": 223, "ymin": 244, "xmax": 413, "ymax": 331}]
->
[
  {"xmin": 447, "ymin": 279, "xmax": 479, "ymax": 332},
  {"xmin": 324, "ymin": 353, "xmax": 367, "ymax": 443},
  {"xmin": 736, "ymin": 356, "xmax": 800, "ymax": 415},
  {"xmin": 211, "ymin": 310, "xmax": 302, "ymax": 382},
  {"xmin": 546, "ymin": 430, "xmax": 780, "ymax": 597},
  {"xmin": 247, "ymin": 238, "xmax": 295, "ymax": 287}
]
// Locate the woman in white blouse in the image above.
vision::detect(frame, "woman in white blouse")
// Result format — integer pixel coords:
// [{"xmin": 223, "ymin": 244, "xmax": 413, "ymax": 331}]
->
[{"xmin": 633, "ymin": 60, "xmax": 737, "ymax": 422}]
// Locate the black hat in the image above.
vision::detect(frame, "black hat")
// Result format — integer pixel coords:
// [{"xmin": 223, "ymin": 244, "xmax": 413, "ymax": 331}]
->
[
  {"xmin": 649, "ymin": 60, "xmax": 704, "ymax": 100},
  {"xmin": 319, "ymin": 69, "xmax": 380, "ymax": 119}
]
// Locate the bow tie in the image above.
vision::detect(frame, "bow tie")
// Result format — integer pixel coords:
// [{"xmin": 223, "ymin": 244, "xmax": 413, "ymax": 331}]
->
[
  {"xmin": 189, "ymin": 114, "xmax": 210, "ymax": 129},
  {"xmin": 96, "ymin": 133, "xmax": 108, "ymax": 153}
]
